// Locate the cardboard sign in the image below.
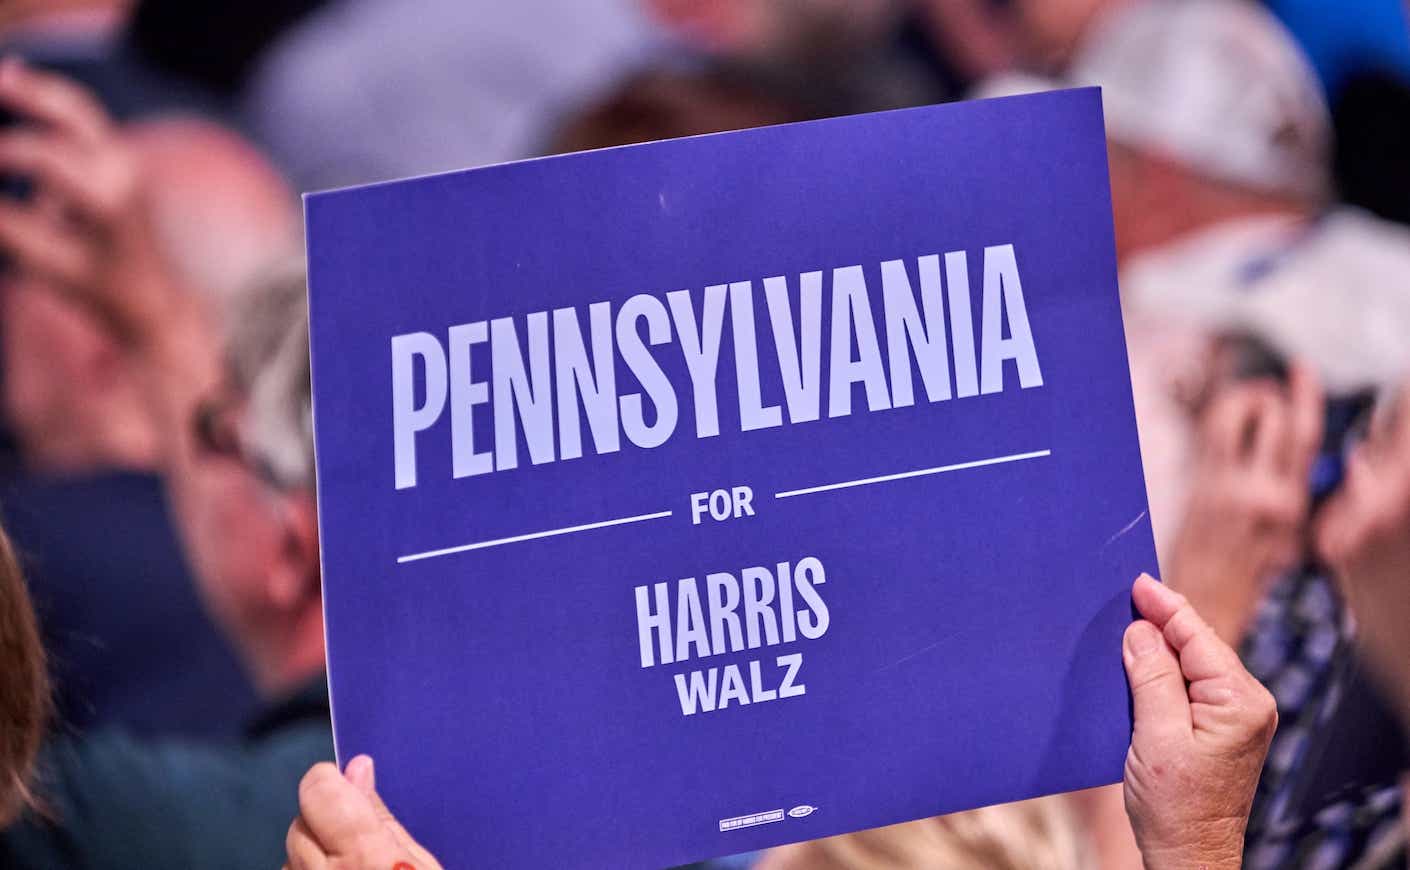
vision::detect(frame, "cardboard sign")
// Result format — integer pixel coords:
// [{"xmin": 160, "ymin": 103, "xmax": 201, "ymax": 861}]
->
[{"xmin": 306, "ymin": 87, "xmax": 1155, "ymax": 870}]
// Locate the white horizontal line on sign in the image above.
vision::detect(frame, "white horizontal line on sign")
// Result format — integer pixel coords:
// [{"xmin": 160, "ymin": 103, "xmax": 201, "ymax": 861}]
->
[
  {"xmin": 398, "ymin": 510, "xmax": 674, "ymax": 564},
  {"xmin": 773, "ymin": 449, "xmax": 1052, "ymax": 500}
]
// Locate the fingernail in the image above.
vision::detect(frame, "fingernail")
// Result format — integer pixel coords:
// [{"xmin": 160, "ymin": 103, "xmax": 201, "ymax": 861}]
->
[
  {"xmin": 1136, "ymin": 572, "xmax": 1178, "ymax": 603},
  {"xmin": 345, "ymin": 754, "xmax": 375, "ymax": 791},
  {"xmin": 1125, "ymin": 621, "xmax": 1161, "ymax": 657}
]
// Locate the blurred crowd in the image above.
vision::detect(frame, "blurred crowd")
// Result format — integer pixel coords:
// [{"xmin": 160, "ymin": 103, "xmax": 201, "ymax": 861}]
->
[{"xmin": 0, "ymin": 0, "xmax": 1408, "ymax": 867}]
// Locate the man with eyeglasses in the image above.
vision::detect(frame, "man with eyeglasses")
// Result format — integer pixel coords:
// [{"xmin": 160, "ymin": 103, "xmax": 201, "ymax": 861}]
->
[{"xmin": 0, "ymin": 60, "xmax": 333, "ymax": 869}]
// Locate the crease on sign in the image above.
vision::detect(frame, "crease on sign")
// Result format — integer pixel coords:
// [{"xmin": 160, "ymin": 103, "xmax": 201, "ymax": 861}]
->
[
  {"xmin": 869, "ymin": 597, "xmax": 1059, "ymax": 676},
  {"xmin": 871, "ymin": 631, "xmax": 965, "ymax": 675},
  {"xmin": 1100, "ymin": 509, "xmax": 1149, "ymax": 552}
]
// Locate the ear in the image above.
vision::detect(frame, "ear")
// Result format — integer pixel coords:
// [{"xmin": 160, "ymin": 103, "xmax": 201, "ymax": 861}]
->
[{"xmin": 266, "ymin": 491, "xmax": 321, "ymax": 611}]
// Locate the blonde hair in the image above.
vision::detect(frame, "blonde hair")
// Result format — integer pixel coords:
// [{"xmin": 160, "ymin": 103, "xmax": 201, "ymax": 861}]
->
[{"xmin": 757, "ymin": 798, "xmax": 1086, "ymax": 870}]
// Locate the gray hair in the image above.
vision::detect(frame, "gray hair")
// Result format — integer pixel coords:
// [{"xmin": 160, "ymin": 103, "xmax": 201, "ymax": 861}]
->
[{"xmin": 224, "ymin": 256, "xmax": 315, "ymax": 490}]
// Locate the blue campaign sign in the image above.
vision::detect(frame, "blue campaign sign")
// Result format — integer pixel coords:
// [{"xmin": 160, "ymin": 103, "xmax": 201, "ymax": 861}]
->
[{"xmin": 306, "ymin": 87, "xmax": 1155, "ymax": 870}]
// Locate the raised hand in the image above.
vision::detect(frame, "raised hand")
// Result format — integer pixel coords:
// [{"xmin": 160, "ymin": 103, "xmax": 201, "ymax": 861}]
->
[
  {"xmin": 1315, "ymin": 391, "xmax": 1410, "ymax": 725},
  {"xmin": 0, "ymin": 56, "xmax": 189, "ymax": 347},
  {"xmin": 1166, "ymin": 364, "xmax": 1323, "ymax": 643},
  {"xmin": 1122, "ymin": 574, "xmax": 1279, "ymax": 870}
]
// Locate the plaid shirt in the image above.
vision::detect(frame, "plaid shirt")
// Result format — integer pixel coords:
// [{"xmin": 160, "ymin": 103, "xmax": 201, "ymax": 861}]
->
[{"xmin": 1243, "ymin": 568, "xmax": 1407, "ymax": 869}]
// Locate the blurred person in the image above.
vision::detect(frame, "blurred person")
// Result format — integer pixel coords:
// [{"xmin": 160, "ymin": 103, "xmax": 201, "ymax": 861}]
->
[
  {"xmin": 0, "ymin": 61, "xmax": 332, "ymax": 867},
  {"xmin": 1056, "ymin": 0, "xmax": 1401, "ymax": 637},
  {"xmin": 1121, "ymin": 210, "xmax": 1410, "ymax": 637},
  {"xmin": 0, "ymin": 62, "xmax": 300, "ymax": 737},
  {"xmin": 1158, "ymin": 358, "xmax": 1323, "ymax": 646},
  {"xmin": 1273, "ymin": 390, "xmax": 1410, "ymax": 867},
  {"xmin": 643, "ymin": 0, "xmax": 900, "ymax": 69},
  {"xmin": 979, "ymin": 3, "xmax": 1410, "ymax": 864},
  {"xmin": 1, "ymin": 117, "xmax": 295, "ymax": 472},
  {"xmin": 1122, "ymin": 227, "xmax": 1410, "ymax": 867},
  {"xmin": 1075, "ymin": 0, "xmax": 1331, "ymax": 260},
  {"xmin": 128, "ymin": 118, "xmax": 301, "ymax": 321},
  {"xmin": 0, "ymin": 519, "xmax": 47, "ymax": 828},
  {"xmin": 1079, "ymin": 5, "xmax": 1410, "ymax": 861},
  {"xmin": 901, "ymin": 0, "xmax": 1018, "ymax": 94},
  {"xmin": 1319, "ymin": 392, "xmax": 1410, "ymax": 737},
  {"xmin": 644, "ymin": 0, "xmax": 896, "ymax": 60},
  {"xmin": 644, "ymin": 0, "xmax": 1019, "ymax": 114},
  {"xmin": 283, "ymin": 575, "xmax": 1280, "ymax": 870},
  {"xmin": 241, "ymin": 0, "xmax": 661, "ymax": 191},
  {"xmin": 551, "ymin": 67, "xmax": 808, "ymax": 153},
  {"xmin": 981, "ymin": 0, "xmax": 1336, "ymax": 561},
  {"xmin": 643, "ymin": 0, "xmax": 938, "ymax": 118}
]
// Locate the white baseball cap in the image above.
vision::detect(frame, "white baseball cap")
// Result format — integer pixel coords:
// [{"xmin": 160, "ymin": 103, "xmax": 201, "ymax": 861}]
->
[{"xmin": 1070, "ymin": 0, "xmax": 1332, "ymax": 203}]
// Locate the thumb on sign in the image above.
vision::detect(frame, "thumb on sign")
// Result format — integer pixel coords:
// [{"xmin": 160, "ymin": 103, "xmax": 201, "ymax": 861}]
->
[{"xmin": 284, "ymin": 756, "xmax": 444, "ymax": 870}]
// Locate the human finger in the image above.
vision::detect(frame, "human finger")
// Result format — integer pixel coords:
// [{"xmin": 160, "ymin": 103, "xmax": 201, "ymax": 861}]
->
[
  {"xmin": 285, "ymin": 816, "xmax": 329, "ymax": 870},
  {"xmin": 347, "ymin": 756, "xmax": 441, "ymax": 867},
  {"xmin": 0, "ymin": 57, "xmax": 111, "ymax": 146},
  {"xmin": 0, "ymin": 199, "xmax": 92, "ymax": 288},
  {"xmin": 344, "ymin": 755, "xmax": 375, "ymax": 793},
  {"xmin": 1248, "ymin": 388, "xmax": 1289, "ymax": 474},
  {"xmin": 1132, "ymin": 574, "xmax": 1242, "ymax": 684},
  {"xmin": 1202, "ymin": 384, "xmax": 1273, "ymax": 466},
  {"xmin": 1312, "ymin": 491, "xmax": 1350, "ymax": 568},
  {"xmin": 0, "ymin": 129, "xmax": 128, "ymax": 221},
  {"xmin": 297, "ymin": 762, "xmax": 406, "ymax": 864},
  {"xmin": 346, "ymin": 756, "xmax": 411, "ymax": 842},
  {"xmin": 1314, "ymin": 443, "xmax": 1376, "ymax": 569},
  {"xmin": 1284, "ymin": 363, "xmax": 1323, "ymax": 475},
  {"xmin": 1124, "ymin": 618, "xmax": 1192, "ymax": 744}
]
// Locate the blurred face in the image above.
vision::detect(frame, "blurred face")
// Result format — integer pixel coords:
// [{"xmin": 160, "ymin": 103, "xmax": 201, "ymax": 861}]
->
[{"xmin": 170, "ymin": 385, "xmax": 316, "ymax": 669}]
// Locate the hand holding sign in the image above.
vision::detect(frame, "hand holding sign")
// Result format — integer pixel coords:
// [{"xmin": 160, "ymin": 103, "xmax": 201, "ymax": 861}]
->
[
  {"xmin": 308, "ymin": 89, "xmax": 1158, "ymax": 867},
  {"xmin": 285, "ymin": 756, "xmax": 444, "ymax": 870},
  {"xmin": 286, "ymin": 576, "xmax": 1278, "ymax": 869},
  {"xmin": 1121, "ymin": 574, "xmax": 1278, "ymax": 870}
]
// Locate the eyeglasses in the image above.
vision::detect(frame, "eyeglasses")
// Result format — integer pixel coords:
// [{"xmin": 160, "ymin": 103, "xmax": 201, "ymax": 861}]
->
[{"xmin": 192, "ymin": 387, "xmax": 289, "ymax": 491}]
